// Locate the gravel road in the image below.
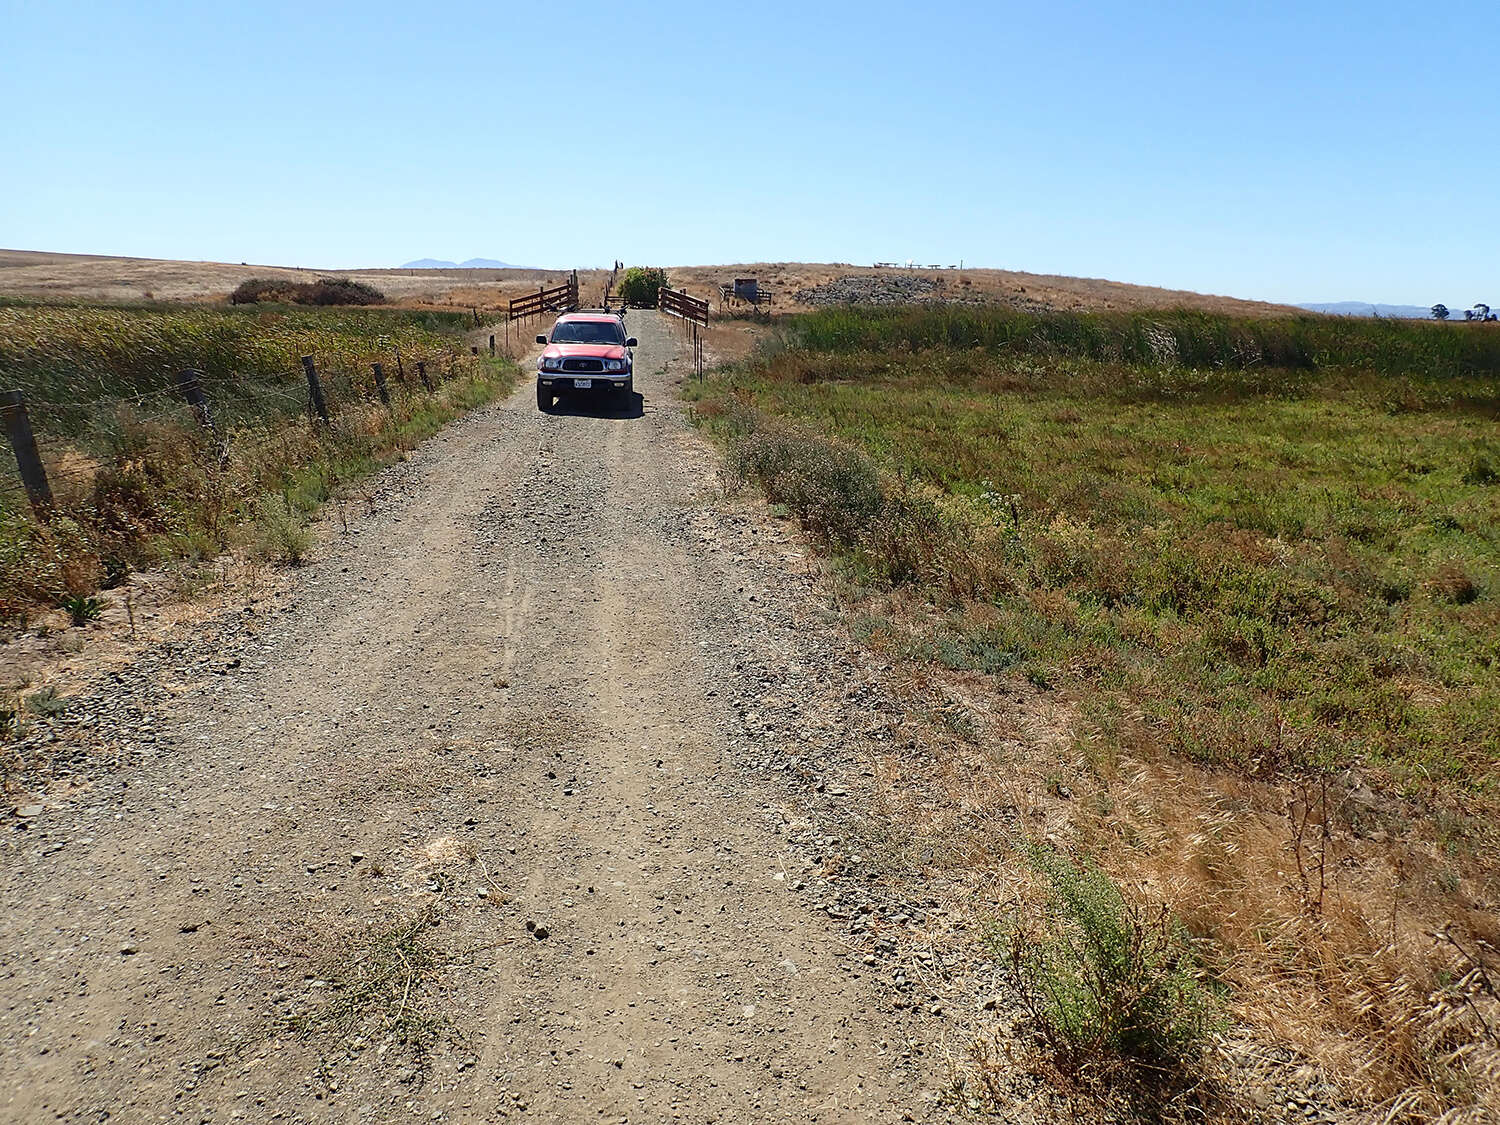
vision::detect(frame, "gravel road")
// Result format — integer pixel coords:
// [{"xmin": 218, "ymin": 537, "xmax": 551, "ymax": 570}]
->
[{"xmin": 0, "ymin": 313, "xmax": 958, "ymax": 1123}]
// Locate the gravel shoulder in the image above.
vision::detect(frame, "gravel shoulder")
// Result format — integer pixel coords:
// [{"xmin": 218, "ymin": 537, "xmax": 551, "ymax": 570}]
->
[{"xmin": 0, "ymin": 313, "xmax": 965, "ymax": 1123}]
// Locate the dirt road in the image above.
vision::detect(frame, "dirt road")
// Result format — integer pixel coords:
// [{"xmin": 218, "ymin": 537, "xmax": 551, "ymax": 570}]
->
[{"xmin": 1, "ymin": 314, "xmax": 945, "ymax": 1123}]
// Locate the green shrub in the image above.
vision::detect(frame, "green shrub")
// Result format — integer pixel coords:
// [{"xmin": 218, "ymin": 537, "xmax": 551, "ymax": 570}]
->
[
  {"xmin": 1008, "ymin": 845, "xmax": 1221, "ymax": 1068},
  {"xmin": 618, "ymin": 267, "xmax": 668, "ymax": 309},
  {"xmin": 229, "ymin": 277, "xmax": 385, "ymax": 306},
  {"xmin": 303, "ymin": 278, "xmax": 385, "ymax": 306},
  {"xmin": 734, "ymin": 428, "xmax": 884, "ymax": 550},
  {"xmin": 253, "ymin": 496, "xmax": 313, "ymax": 566},
  {"xmin": 59, "ymin": 593, "xmax": 105, "ymax": 626}
]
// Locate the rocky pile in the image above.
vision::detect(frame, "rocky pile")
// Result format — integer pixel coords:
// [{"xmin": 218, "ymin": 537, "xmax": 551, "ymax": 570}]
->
[{"xmin": 792, "ymin": 274, "xmax": 949, "ymax": 306}]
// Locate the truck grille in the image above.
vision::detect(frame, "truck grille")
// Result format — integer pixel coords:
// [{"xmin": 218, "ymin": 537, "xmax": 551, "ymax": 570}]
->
[{"xmin": 562, "ymin": 358, "xmax": 604, "ymax": 373}]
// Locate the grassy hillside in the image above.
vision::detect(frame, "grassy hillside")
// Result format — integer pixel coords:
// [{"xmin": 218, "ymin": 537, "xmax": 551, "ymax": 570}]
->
[
  {"xmin": 0, "ymin": 299, "xmax": 514, "ymax": 622},
  {"xmin": 689, "ymin": 306, "xmax": 1500, "ymax": 1115}
]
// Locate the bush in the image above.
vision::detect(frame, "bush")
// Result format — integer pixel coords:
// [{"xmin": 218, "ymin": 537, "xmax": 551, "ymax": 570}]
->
[
  {"xmin": 229, "ymin": 277, "xmax": 385, "ymax": 306},
  {"xmin": 618, "ymin": 267, "xmax": 668, "ymax": 309},
  {"xmin": 734, "ymin": 428, "xmax": 884, "ymax": 550},
  {"xmin": 303, "ymin": 278, "xmax": 385, "ymax": 306},
  {"xmin": 253, "ymin": 496, "xmax": 313, "ymax": 566},
  {"xmin": 1008, "ymin": 845, "xmax": 1221, "ymax": 1069}
]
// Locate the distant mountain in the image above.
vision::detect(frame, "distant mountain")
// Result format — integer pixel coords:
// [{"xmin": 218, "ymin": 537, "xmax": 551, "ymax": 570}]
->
[
  {"xmin": 1297, "ymin": 301, "xmax": 1435, "ymax": 319},
  {"xmin": 399, "ymin": 257, "xmax": 523, "ymax": 270}
]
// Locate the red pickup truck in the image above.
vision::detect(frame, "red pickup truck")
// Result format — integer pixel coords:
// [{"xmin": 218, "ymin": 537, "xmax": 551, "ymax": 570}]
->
[{"xmin": 534, "ymin": 312, "xmax": 637, "ymax": 412}]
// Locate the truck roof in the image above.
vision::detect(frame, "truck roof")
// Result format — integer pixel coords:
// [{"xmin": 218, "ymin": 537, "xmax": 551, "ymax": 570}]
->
[{"xmin": 555, "ymin": 312, "xmax": 621, "ymax": 324}]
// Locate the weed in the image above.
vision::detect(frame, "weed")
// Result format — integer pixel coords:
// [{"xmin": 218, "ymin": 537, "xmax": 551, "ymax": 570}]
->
[
  {"xmin": 253, "ymin": 497, "xmax": 313, "ymax": 566},
  {"xmin": 735, "ymin": 426, "xmax": 884, "ymax": 550},
  {"xmin": 294, "ymin": 900, "xmax": 452, "ymax": 1062},
  {"xmin": 1007, "ymin": 845, "xmax": 1222, "ymax": 1071},
  {"xmin": 1462, "ymin": 455, "xmax": 1499, "ymax": 486},
  {"xmin": 59, "ymin": 593, "xmax": 105, "ymax": 626},
  {"xmin": 24, "ymin": 686, "xmax": 67, "ymax": 718},
  {"xmin": 1429, "ymin": 562, "xmax": 1481, "ymax": 605}
]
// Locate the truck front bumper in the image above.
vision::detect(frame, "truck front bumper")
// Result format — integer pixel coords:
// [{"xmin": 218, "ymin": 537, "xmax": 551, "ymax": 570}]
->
[{"xmin": 537, "ymin": 375, "xmax": 631, "ymax": 391}]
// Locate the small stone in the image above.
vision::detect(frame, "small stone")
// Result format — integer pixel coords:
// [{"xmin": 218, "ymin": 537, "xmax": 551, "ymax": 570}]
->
[
  {"xmin": 16, "ymin": 805, "xmax": 43, "ymax": 819},
  {"xmin": 532, "ymin": 926, "xmax": 550, "ymax": 940},
  {"xmin": 350, "ymin": 852, "xmax": 365, "ymax": 864},
  {"xmin": 981, "ymin": 996, "xmax": 999, "ymax": 1011},
  {"xmin": 120, "ymin": 942, "xmax": 139, "ymax": 956}
]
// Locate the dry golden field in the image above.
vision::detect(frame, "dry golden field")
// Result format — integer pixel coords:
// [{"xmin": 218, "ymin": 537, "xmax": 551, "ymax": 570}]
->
[{"xmin": 0, "ymin": 248, "xmax": 1303, "ymax": 317}]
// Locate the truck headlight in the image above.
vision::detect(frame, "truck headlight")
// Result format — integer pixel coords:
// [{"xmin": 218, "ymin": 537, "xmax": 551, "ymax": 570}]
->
[
  {"xmin": 540, "ymin": 356, "xmax": 562, "ymax": 372},
  {"xmin": 604, "ymin": 359, "xmax": 623, "ymax": 372}
]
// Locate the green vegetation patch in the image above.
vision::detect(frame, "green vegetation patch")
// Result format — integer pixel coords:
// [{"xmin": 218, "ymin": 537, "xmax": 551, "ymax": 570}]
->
[
  {"xmin": 692, "ymin": 307, "xmax": 1500, "ymax": 799},
  {"xmin": 1007, "ymin": 845, "xmax": 1223, "ymax": 1069},
  {"xmin": 0, "ymin": 300, "xmax": 514, "ymax": 622}
]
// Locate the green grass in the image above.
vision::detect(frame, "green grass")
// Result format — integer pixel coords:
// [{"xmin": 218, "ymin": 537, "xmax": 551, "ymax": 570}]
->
[
  {"xmin": 0, "ymin": 300, "xmax": 514, "ymax": 621},
  {"xmin": 692, "ymin": 309, "xmax": 1500, "ymax": 802},
  {"xmin": 1006, "ymin": 845, "xmax": 1222, "ymax": 1071},
  {"xmin": 774, "ymin": 304, "xmax": 1500, "ymax": 379}
]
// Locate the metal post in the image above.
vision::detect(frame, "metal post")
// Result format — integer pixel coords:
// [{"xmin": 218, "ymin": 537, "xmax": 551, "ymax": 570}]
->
[
  {"xmin": 372, "ymin": 362, "xmax": 390, "ymax": 405},
  {"xmin": 489, "ymin": 334, "xmax": 496, "ymax": 356},
  {"xmin": 417, "ymin": 361, "xmax": 433, "ymax": 392},
  {"xmin": 1, "ymin": 390, "xmax": 53, "ymax": 520},
  {"xmin": 176, "ymin": 369, "xmax": 216, "ymax": 433},
  {"xmin": 301, "ymin": 355, "xmax": 330, "ymax": 424}
]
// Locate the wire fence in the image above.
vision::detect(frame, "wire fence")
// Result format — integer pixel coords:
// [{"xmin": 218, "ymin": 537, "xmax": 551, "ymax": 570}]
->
[{"xmin": 0, "ymin": 348, "xmax": 479, "ymax": 523}]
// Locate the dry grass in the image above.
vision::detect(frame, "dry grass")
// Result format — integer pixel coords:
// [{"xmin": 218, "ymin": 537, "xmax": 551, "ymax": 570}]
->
[
  {"xmin": 662, "ymin": 261, "xmax": 1307, "ymax": 317},
  {"xmin": 852, "ymin": 639, "xmax": 1500, "ymax": 1120},
  {"xmin": 0, "ymin": 249, "xmax": 1304, "ymax": 318}
]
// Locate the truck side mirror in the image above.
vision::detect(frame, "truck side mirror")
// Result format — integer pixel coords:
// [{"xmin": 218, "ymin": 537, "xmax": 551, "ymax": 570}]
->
[
  {"xmin": 625, "ymin": 338, "xmax": 638, "ymax": 348},
  {"xmin": 535, "ymin": 335, "xmax": 547, "ymax": 345}
]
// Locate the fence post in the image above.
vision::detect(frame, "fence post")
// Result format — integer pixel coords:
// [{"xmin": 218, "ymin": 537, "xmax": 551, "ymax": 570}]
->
[
  {"xmin": 372, "ymin": 362, "xmax": 390, "ymax": 406},
  {"xmin": 488, "ymin": 334, "xmax": 495, "ymax": 356},
  {"xmin": 471, "ymin": 346, "xmax": 479, "ymax": 356},
  {"xmin": 301, "ymin": 355, "xmax": 330, "ymax": 424},
  {"xmin": 393, "ymin": 341, "xmax": 406, "ymax": 383},
  {"xmin": 417, "ymin": 361, "xmax": 433, "ymax": 392},
  {"xmin": 1, "ymin": 390, "xmax": 53, "ymax": 521},
  {"xmin": 472, "ymin": 307, "xmax": 480, "ymax": 328},
  {"xmin": 175, "ymin": 369, "xmax": 216, "ymax": 433}
]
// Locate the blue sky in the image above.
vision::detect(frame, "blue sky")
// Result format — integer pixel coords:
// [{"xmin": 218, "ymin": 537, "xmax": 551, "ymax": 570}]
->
[{"xmin": 2, "ymin": 0, "xmax": 1494, "ymax": 305}]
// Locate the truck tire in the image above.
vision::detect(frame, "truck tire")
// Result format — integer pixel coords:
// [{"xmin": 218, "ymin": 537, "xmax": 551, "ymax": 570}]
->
[{"xmin": 536, "ymin": 384, "xmax": 552, "ymax": 412}]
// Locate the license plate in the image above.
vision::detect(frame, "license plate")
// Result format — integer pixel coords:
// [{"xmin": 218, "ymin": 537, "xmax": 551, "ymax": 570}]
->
[{"xmin": 572, "ymin": 378, "xmax": 592, "ymax": 388}]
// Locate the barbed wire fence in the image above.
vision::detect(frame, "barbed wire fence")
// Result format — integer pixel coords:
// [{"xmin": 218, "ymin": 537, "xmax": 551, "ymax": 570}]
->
[{"xmin": 0, "ymin": 347, "xmax": 472, "ymax": 526}]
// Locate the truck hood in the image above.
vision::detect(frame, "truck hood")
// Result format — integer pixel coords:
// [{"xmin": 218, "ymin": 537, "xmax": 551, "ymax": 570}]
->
[{"xmin": 542, "ymin": 343, "xmax": 627, "ymax": 360}]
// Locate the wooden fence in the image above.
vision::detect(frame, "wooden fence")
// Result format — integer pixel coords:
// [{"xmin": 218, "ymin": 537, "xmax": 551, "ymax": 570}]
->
[
  {"xmin": 507, "ymin": 271, "xmax": 579, "ymax": 323},
  {"xmin": 658, "ymin": 287, "xmax": 709, "ymax": 379}
]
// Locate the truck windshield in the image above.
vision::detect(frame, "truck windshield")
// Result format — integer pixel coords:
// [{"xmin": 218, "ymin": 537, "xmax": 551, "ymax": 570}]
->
[{"xmin": 550, "ymin": 321, "xmax": 624, "ymax": 345}]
